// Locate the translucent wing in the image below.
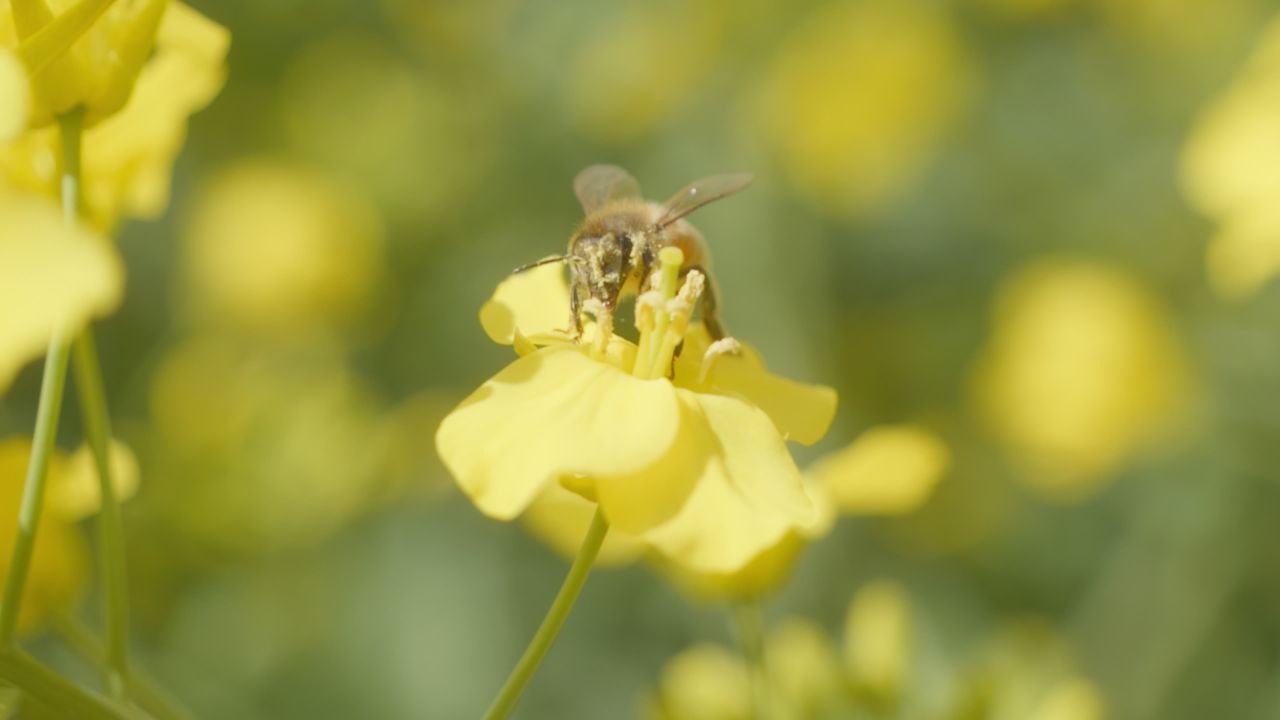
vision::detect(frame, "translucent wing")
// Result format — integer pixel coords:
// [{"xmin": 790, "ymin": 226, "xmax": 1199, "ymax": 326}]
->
[
  {"xmin": 573, "ymin": 165, "xmax": 642, "ymax": 214},
  {"xmin": 655, "ymin": 173, "xmax": 753, "ymax": 229}
]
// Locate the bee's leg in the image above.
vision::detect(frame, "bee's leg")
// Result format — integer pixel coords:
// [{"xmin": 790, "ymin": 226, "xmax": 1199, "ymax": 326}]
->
[
  {"xmin": 569, "ymin": 281, "xmax": 585, "ymax": 340},
  {"xmin": 683, "ymin": 264, "xmax": 727, "ymax": 340}
]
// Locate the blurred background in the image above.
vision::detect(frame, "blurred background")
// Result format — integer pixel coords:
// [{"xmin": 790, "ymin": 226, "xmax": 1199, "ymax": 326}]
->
[{"xmin": 4, "ymin": 0, "xmax": 1280, "ymax": 717}]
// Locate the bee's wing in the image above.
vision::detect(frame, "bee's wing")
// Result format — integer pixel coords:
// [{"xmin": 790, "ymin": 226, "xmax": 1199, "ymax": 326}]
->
[
  {"xmin": 574, "ymin": 165, "xmax": 642, "ymax": 214},
  {"xmin": 654, "ymin": 173, "xmax": 753, "ymax": 229}
]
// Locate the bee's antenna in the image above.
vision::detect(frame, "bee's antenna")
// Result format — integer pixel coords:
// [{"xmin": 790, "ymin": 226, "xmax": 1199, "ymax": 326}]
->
[{"xmin": 512, "ymin": 255, "xmax": 567, "ymax": 274}]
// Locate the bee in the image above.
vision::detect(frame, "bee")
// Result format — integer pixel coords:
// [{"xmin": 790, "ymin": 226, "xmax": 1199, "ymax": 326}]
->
[{"xmin": 515, "ymin": 164, "xmax": 752, "ymax": 341}]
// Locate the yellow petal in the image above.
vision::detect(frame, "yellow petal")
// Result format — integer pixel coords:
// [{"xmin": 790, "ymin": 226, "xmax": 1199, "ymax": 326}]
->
[
  {"xmin": 648, "ymin": 644, "xmax": 752, "ymax": 720},
  {"xmin": 659, "ymin": 481, "xmax": 832, "ymax": 599},
  {"xmin": 807, "ymin": 424, "xmax": 949, "ymax": 515},
  {"xmin": 47, "ymin": 439, "xmax": 139, "ymax": 519},
  {"xmin": 76, "ymin": 1, "xmax": 228, "ymax": 228},
  {"xmin": 675, "ymin": 323, "xmax": 838, "ymax": 446},
  {"xmin": 479, "ymin": 260, "xmax": 571, "ymax": 345},
  {"xmin": 843, "ymin": 580, "xmax": 912, "ymax": 700},
  {"xmin": 87, "ymin": 0, "xmax": 168, "ymax": 124},
  {"xmin": 436, "ymin": 346, "xmax": 680, "ymax": 520},
  {"xmin": 0, "ymin": 191, "xmax": 123, "ymax": 391},
  {"xmin": 622, "ymin": 390, "xmax": 814, "ymax": 574},
  {"xmin": 1204, "ymin": 205, "xmax": 1280, "ymax": 299},
  {"xmin": 766, "ymin": 618, "xmax": 844, "ymax": 714},
  {"xmin": 0, "ymin": 47, "xmax": 30, "ymax": 139},
  {"xmin": 520, "ymin": 484, "xmax": 644, "ymax": 567}
]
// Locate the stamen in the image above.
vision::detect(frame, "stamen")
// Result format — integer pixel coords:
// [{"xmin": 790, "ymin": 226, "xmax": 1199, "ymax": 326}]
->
[
  {"xmin": 651, "ymin": 270, "xmax": 705, "ymax": 378},
  {"xmin": 582, "ymin": 298, "xmax": 613, "ymax": 358},
  {"xmin": 699, "ymin": 337, "xmax": 743, "ymax": 384}
]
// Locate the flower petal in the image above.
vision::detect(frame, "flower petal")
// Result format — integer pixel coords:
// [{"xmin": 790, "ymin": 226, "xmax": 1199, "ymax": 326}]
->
[
  {"xmin": 807, "ymin": 424, "xmax": 948, "ymax": 515},
  {"xmin": 675, "ymin": 323, "xmax": 837, "ymax": 446},
  {"xmin": 622, "ymin": 390, "xmax": 814, "ymax": 574},
  {"xmin": 0, "ymin": 47, "xmax": 29, "ymax": 140},
  {"xmin": 479, "ymin": 260, "xmax": 571, "ymax": 345},
  {"xmin": 48, "ymin": 439, "xmax": 140, "ymax": 520},
  {"xmin": 436, "ymin": 346, "xmax": 680, "ymax": 520},
  {"xmin": 0, "ymin": 191, "xmax": 123, "ymax": 392},
  {"xmin": 844, "ymin": 580, "xmax": 912, "ymax": 699}
]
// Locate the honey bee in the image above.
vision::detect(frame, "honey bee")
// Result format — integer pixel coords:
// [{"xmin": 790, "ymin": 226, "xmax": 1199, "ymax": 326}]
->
[{"xmin": 515, "ymin": 164, "xmax": 752, "ymax": 340}]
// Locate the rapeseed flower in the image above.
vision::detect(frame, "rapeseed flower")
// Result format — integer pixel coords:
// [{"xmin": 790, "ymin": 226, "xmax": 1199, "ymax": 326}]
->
[
  {"xmin": 1, "ymin": 1, "xmax": 229, "ymax": 231},
  {"xmin": 437, "ymin": 249, "xmax": 837, "ymax": 574},
  {"xmin": 1182, "ymin": 13, "xmax": 1280, "ymax": 298},
  {"xmin": 971, "ymin": 259, "xmax": 1191, "ymax": 499},
  {"xmin": 647, "ymin": 581, "xmax": 1105, "ymax": 720},
  {"xmin": 748, "ymin": 0, "xmax": 971, "ymax": 216}
]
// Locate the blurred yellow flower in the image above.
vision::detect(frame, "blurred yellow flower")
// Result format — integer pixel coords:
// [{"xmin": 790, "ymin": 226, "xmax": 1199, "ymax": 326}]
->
[
  {"xmin": 563, "ymin": 2, "xmax": 721, "ymax": 143},
  {"xmin": 1182, "ymin": 14, "xmax": 1280, "ymax": 298},
  {"xmin": 48, "ymin": 437, "xmax": 138, "ymax": 519},
  {"xmin": 179, "ymin": 159, "xmax": 385, "ymax": 332},
  {"xmin": 649, "ymin": 582, "xmax": 1106, "ymax": 720},
  {"xmin": 749, "ymin": 0, "xmax": 971, "ymax": 216},
  {"xmin": 438, "ymin": 255, "xmax": 835, "ymax": 575},
  {"xmin": 148, "ymin": 333, "xmax": 396, "ymax": 553},
  {"xmin": 956, "ymin": 620, "xmax": 1106, "ymax": 720},
  {"xmin": 1, "ymin": 1, "xmax": 229, "ymax": 230},
  {"xmin": 0, "ymin": 437, "xmax": 90, "ymax": 636},
  {"xmin": 809, "ymin": 424, "xmax": 950, "ymax": 515},
  {"xmin": 0, "ymin": 46, "xmax": 27, "ymax": 139},
  {"xmin": 647, "ymin": 643, "xmax": 752, "ymax": 720},
  {"xmin": 844, "ymin": 579, "xmax": 912, "ymax": 701},
  {"xmin": 1, "ymin": 0, "xmax": 164, "ymax": 126},
  {"xmin": 0, "ymin": 189, "xmax": 122, "ymax": 392},
  {"xmin": 971, "ymin": 259, "xmax": 1191, "ymax": 499}
]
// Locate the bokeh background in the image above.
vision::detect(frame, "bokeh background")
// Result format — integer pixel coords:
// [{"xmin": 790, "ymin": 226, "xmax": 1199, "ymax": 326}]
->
[{"xmin": 4, "ymin": 0, "xmax": 1280, "ymax": 717}]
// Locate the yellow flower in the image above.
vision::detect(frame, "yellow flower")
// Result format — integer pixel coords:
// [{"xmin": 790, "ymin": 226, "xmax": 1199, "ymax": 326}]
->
[
  {"xmin": 437, "ymin": 254, "xmax": 837, "ymax": 574},
  {"xmin": 0, "ymin": 188, "xmax": 122, "ymax": 392},
  {"xmin": 748, "ymin": 0, "xmax": 971, "ymax": 217},
  {"xmin": 1, "ymin": 1, "xmax": 229, "ymax": 231},
  {"xmin": 971, "ymin": 259, "xmax": 1191, "ymax": 499},
  {"xmin": 648, "ymin": 582, "xmax": 1106, "ymax": 720},
  {"xmin": 1182, "ymin": 13, "xmax": 1280, "ymax": 298},
  {"xmin": 178, "ymin": 159, "xmax": 385, "ymax": 332},
  {"xmin": 1, "ymin": 0, "xmax": 165, "ymax": 127},
  {"xmin": 0, "ymin": 436, "xmax": 135, "ymax": 636}
]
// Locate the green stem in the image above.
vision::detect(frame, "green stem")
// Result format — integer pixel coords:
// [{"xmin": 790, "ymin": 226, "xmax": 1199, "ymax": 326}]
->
[
  {"xmin": 483, "ymin": 507, "xmax": 609, "ymax": 720},
  {"xmin": 0, "ymin": 109, "xmax": 83, "ymax": 645},
  {"xmin": 72, "ymin": 329, "xmax": 130, "ymax": 701},
  {"xmin": 731, "ymin": 599, "xmax": 776, "ymax": 720},
  {"xmin": 54, "ymin": 614, "xmax": 192, "ymax": 720},
  {"xmin": 0, "ymin": 649, "xmax": 128, "ymax": 719},
  {"xmin": 0, "ymin": 333, "xmax": 70, "ymax": 646}
]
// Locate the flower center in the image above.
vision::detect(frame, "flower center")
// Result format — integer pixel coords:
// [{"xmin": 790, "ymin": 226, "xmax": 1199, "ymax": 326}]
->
[{"xmin": 631, "ymin": 246, "xmax": 704, "ymax": 380}]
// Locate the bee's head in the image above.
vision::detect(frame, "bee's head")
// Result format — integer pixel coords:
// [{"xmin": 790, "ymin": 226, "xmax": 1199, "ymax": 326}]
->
[{"xmin": 569, "ymin": 231, "xmax": 634, "ymax": 309}]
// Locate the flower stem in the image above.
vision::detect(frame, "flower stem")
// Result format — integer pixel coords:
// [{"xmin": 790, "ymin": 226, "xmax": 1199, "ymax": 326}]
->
[
  {"xmin": 0, "ymin": 648, "xmax": 129, "ymax": 719},
  {"xmin": 50, "ymin": 105, "xmax": 133, "ymax": 703},
  {"xmin": 483, "ymin": 507, "xmax": 609, "ymax": 720},
  {"xmin": 71, "ymin": 330, "xmax": 130, "ymax": 701},
  {"xmin": 54, "ymin": 613, "xmax": 193, "ymax": 720},
  {"xmin": 0, "ymin": 332, "xmax": 71, "ymax": 647},
  {"xmin": 731, "ymin": 599, "xmax": 776, "ymax": 720},
  {"xmin": 0, "ymin": 108, "xmax": 83, "ymax": 643}
]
